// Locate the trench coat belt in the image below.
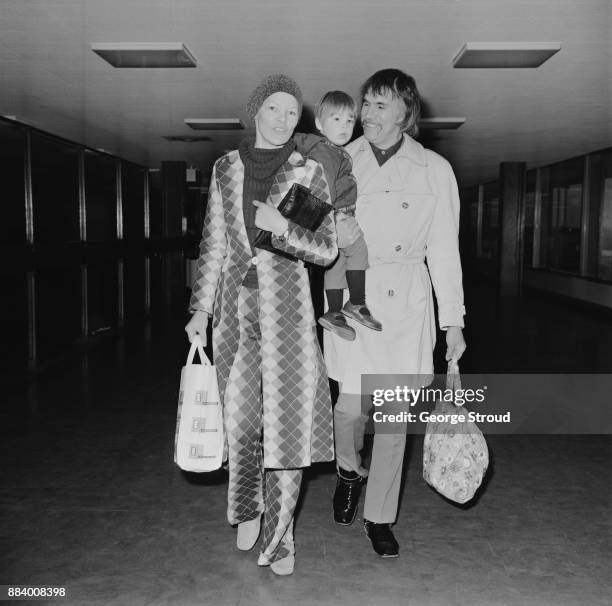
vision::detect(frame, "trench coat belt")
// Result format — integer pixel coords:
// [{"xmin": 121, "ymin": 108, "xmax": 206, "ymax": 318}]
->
[{"xmin": 369, "ymin": 255, "xmax": 425, "ymax": 267}]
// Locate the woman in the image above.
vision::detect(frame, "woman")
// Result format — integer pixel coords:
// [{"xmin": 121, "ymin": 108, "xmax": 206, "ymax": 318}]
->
[{"xmin": 185, "ymin": 74, "xmax": 337, "ymax": 575}]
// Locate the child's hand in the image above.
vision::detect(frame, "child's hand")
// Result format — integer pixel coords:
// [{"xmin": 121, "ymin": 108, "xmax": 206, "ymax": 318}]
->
[{"xmin": 336, "ymin": 214, "xmax": 363, "ymax": 248}]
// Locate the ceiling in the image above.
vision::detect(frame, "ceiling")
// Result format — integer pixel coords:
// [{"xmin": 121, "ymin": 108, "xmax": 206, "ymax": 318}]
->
[{"xmin": 1, "ymin": 0, "xmax": 610, "ymax": 188}]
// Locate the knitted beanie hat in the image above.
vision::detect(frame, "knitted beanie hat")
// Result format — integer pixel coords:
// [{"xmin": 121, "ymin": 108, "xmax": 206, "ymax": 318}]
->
[{"xmin": 245, "ymin": 74, "xmax": 303, "ymax": 119}]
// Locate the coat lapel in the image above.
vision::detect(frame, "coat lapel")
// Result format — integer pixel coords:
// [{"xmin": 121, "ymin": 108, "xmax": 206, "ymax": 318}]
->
[
  {"xmin": 351, "ymin": 139, "xmax": 380, "ymax": 193},
  {"xmin": 217, "ymin": 151, "xmax": 251, "ymax": 265}
]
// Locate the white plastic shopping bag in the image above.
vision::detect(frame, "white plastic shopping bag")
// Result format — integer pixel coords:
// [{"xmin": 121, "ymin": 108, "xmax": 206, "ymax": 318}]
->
[{"xmin": 174, "ymin": 335, "xmax": 224, "ymax": 472}]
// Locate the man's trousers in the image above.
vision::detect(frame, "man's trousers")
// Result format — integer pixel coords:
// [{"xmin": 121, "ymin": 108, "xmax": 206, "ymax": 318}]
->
[{"xmin": 223, "ymin": 285, "xmax": 302, "ymax": 564}]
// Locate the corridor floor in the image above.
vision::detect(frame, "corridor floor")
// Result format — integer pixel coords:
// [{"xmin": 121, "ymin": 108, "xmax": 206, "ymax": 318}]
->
[{"xmin": 1, "ymin": 284, "xmax": 611, "ymax": 606}]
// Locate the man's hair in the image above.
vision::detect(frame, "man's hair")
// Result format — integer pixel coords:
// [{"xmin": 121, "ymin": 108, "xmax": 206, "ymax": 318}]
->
[
  {"xmin": 360, "ymin": 68, "xmax": 421, "ymax": 137},
  {"xmin": 315, "ymin": 90, "xmax": 357, "ymax": 120}
]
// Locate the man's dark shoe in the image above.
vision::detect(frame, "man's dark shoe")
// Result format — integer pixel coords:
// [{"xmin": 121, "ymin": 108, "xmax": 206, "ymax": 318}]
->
[
  {"xmin": 363, "ymin": 520, "xmax": 399, "ymax": 558},
  {"xmin": 333, "ymin": 468, "xmax": 363, "ymax": 525}
]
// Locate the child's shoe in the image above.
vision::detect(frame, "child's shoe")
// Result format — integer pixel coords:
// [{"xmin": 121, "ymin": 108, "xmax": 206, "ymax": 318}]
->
[
  {"xmin": 318, "ymin": 311, "xmax": 356, "ymax": 341},
  {"xmin": 341, "ymin": 302, "xmax": 383, "ymax": 331}
]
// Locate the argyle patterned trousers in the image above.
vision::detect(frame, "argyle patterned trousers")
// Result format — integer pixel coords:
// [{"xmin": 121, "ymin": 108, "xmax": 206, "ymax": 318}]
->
[{"xmin": 224, "ymin": 285, "xmax": 302, "ymax": 563}]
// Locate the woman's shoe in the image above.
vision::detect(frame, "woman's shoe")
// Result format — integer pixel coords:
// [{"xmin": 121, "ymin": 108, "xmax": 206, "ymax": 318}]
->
[
  {"xmin": 237, "ymin": 515, "xmax": 261, "ymax": 551},
  {"xmin": 270, "ymin": 554, "xmax": 295, "ymax": 576}
]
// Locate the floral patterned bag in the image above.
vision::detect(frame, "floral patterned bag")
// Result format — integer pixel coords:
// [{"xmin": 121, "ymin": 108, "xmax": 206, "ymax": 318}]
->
[{"xmin": 422, "ymin": 361, "xmax": 489, "ymax": 504}]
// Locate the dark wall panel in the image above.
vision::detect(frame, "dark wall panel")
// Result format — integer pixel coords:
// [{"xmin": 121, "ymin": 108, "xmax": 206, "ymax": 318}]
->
[
  {"xmin": 123, "ymin": 257, "xmax": 146, "ymax": 322},
  {"xmin": 122, "ymin": 162, "xmax": 145, "ymax": 242},
  {"xmin": 85, "ymin": 152, "xmax": 116, "ymax": 241},
  {"xmin": 161, "ymin": 162, "xmax": 185, "ymax": 237},
  {"xmin": 35, "ymin": 267, "xmax": 81, "ymax": 362},
  {"xmin": 481, "ymin": 181, "xmax": 499, "ymax": 262},
  {"xmin": 30, "ymin": 133, "xmax": 80, "ymax": 244},
  {"xmin": 0, "ymin": 121, "xmax": 26, "ymax": 246},
  {"xmin": 597, "ymin": 150, "xmax": 612, "ymax": 281},
  {"xmin": 149, "ymin": 171, "xmax": 163, "ymax": 239},
  {"xmin": 87, "ymin": 261, "xmax": 119, "ymax": 334},
  {"xmin": 0, "ymin": 274, "xmax": 28, "ymax": 372},
  {"xmin": 543, "ymin": 157, "xmax": 584, "ymax": 274},
  {"xmin": 163, "ymin": 251, "xmax": 185, "ymax": 309},
  {"xmin": 149, "ymin": 254, "xmax": 163, "ymax": 317}
]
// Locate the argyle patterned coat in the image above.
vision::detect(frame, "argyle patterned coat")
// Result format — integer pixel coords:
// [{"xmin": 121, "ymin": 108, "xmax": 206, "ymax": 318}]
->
[{"xmin": 190, "ymin": 148, "xmax": 338, "ymax": 469}]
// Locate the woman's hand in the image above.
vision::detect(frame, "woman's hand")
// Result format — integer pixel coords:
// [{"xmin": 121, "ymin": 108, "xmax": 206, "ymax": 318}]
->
[
  {"xmin": 445, "ymin": 326, "xmax": 466, "ymax": 362},
  {"xmin": 185, "ymin": 310, "xmax": 209, "ymax": 345},
  {"xmin": 253, "ymin": 200, "xmax": 289, "ymax": 236}
]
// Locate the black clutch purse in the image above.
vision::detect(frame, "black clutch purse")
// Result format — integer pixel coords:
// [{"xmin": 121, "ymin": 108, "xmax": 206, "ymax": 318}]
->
[{"xmin": 253, "ymin": 183, "xmax": 333, "ymax": 259}]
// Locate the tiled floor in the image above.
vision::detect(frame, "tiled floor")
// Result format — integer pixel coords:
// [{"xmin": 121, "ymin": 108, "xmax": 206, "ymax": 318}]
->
[{"xmin": 1, "ymin": 284, "xmax": 611, "ymax": 606}]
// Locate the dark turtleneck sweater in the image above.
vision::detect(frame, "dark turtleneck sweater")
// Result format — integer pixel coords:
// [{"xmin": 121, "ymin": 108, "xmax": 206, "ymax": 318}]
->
[{"xmin": 238, "ymin": 136, "xmax": 295, "ymax": 287}]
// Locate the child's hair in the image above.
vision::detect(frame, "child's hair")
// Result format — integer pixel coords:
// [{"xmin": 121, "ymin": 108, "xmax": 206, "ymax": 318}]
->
[{"xmin": 315, "ymin": 90, "xmax": 356, "ymax": 120}]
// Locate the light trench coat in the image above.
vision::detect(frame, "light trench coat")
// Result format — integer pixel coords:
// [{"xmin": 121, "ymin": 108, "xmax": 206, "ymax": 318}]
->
[{"xmin": 324, "ymin": 134, "xmax": 465, "ymax": 393}]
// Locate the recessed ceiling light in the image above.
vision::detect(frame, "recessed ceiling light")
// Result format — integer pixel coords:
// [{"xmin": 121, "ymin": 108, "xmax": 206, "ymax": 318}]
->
[
  {"xmin": 419, "ymin": 118, "xmax": 466, "ymax": 130},
  {"xmin": 184, "ymin": 118, "xmax": 244, "ymax": 130},
  {"xmin": 91, "ymin": 43, "xmax": 197, "ymax": 68},
  {"xmin": 164, "ymin": 135, "xmax": 211, "ymax": 142},
  {"xmin": 453, "ymin": 42, "xmax": 561, "ymax": 68}
]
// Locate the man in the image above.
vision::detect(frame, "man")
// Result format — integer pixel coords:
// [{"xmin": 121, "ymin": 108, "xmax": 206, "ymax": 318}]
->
[{"xmin": 324, "ymin": 68, "xmax": 466, "ymax": 557}]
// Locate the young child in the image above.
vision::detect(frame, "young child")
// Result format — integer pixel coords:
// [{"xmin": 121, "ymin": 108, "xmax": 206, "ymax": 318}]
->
[{"xmin": 295, "ymin": 91, "xmax": 382, "ymax": 340}]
